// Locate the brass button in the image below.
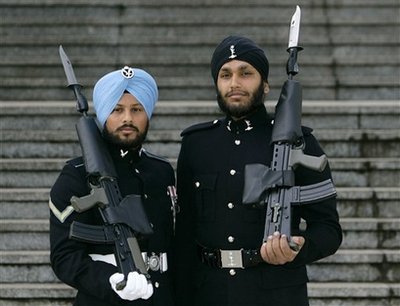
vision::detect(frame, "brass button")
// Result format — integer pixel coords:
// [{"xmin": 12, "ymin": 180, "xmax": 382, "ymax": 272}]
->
[
  {"xmin": 229, "ymin": 269, "xmax": 236, "ymax": 276},
  {"xmin": 227, "ymin": 203, "xmax": 234, "ymax": 209},
  {"xmin": 230, "ymin": 169, "xmax": 236, "ymax": 175},
  {"xmin": 228, "ymin": 236, "xmax": 235, "ymax": 243}
]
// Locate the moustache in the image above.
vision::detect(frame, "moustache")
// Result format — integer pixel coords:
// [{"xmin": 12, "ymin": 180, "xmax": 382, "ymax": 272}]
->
[
  {"xmin": 226, "ymin": 90, "xmax": 248, "ymax": 97},
  {"xmin": 117, "ymin": 124, "xmax": 139, "ymax": 132}
]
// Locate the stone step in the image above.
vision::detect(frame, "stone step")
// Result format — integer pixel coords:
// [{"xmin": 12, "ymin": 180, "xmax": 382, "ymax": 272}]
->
[
  {"xmin": 337, "ymin": 187, "xmax": 400, "ymax": 218},
  {"xmin": 330, "ymin": 158, "xmax": 400, "ymax": 188},
  {"xmin": 1, "ymin": 187, "xmax": 399, "ymax": 219},
  {"xmin": 340, "ymin": 218, "xmax": 400, "ymax": 249},
  {"xmin": 0, "ymin": 282, "xmax": 398, "ymax": 306},
  {"xmin": 309, "ymin": 249, "xmax": 400, "ymax": 283},
  {"xmin": 308, "ymin": 282, "xmax": 400, "ymax": 306},
  {"xmin": 1, "ymin": 128, "xmax": 399, "ymax": 159},
  {"xmin": 1, "ymin": 218, "xmax": 399, "ymax": 251},
  {"xmin": 3, "ymin": 2, "xmax": 398, "ymax": 26},
  {"xmin": 0, "ymin": 283, "xmax": 75, "ymax": 303},
  {"xmin": 1, "ymin": 158, "xmax": 399, "ymax": 188},
  {"xmin": 1, "ymin": 250, "xmax": 59, "ymax": 284},
  {"xmin": 1, "ymin": 249, "xmax": 397, "ymax": 284}
]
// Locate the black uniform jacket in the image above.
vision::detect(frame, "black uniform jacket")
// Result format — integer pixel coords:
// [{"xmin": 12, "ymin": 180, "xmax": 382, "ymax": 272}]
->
[
  {"xmin": 174, "ymin": 105, "xmax": 342, "ymax": 306},
  {"xmin": 50, "ymin": 145, "xmax": 175, "ymax": 306}
]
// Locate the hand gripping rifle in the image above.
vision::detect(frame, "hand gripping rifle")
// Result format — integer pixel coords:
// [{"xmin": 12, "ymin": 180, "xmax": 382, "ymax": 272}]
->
[
  {"xmin": 242, "ymin": 6, "xmax": 336, "ymax": 251},
  {"xmin": 59, "ymin": 46, "xmax": 153, "ymax": 289}
]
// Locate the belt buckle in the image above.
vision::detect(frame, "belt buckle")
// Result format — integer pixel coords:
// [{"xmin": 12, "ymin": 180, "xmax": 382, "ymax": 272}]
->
[
  {"xmin": 148, "ymin": 253, "xmax": 160, "ymax": 271},
  {"xmin": 220, "ymin": 249, "xmax": 244, "ymax": 269},
  {"xmin": 142, "ymin": 252, "xmax": 168, "ymax": 273}
]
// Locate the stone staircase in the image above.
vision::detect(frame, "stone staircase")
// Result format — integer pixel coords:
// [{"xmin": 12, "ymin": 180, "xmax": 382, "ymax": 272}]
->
[
  {"xmin": 1, "ymin": 0, "xmax": 399, "ymax": 101},
  {"xmin": 0, "ymin": 0, "xmax": 399, "ymax": 305}
]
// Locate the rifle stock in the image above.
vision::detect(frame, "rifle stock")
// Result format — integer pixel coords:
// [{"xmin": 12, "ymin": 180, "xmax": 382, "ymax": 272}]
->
[
  {"xmin": 75, "ymin": 116, "xmax": 116, "ymax": 178},
  {"xmin": 271, "ymin": 80, "xmax": 303, "ymax": 144}
]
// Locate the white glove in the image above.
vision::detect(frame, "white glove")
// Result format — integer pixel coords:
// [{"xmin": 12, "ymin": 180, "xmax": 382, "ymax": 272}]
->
[{"xmin": 109, "ymin": 271, "xmax": 154, "ymax": 301}]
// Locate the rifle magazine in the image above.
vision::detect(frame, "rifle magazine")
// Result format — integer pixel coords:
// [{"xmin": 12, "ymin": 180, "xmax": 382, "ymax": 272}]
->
[{"xmin": 295, "ymin": 179, "xmax": 337, "ymax": 204}]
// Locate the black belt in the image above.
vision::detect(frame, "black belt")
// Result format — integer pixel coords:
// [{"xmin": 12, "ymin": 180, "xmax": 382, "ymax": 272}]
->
[{"xmin": 198, "ymin": 245, "xmax": 264, "ymax": 269}]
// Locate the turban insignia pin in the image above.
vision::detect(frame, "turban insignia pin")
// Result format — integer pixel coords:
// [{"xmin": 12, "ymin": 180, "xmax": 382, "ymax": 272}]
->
[
  {"xmin": 228, "ymin": 45, "xmax": 237, "ymax": 59},
  {"xmin": 121, "ymin": 66, "xmax": 135, "ymax": 79}
]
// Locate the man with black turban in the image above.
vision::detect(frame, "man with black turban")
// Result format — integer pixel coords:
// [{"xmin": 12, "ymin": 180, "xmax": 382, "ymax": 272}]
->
[
  {"xmin": 49, "ymin": 66, "xmax": 176, "ymax": 306},
  {"xmin": 173, "ymin": 35, "xmax": 342, "ymax": 306}
]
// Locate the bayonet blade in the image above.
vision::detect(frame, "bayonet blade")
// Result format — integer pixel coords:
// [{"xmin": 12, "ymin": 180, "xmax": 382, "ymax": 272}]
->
[
  {"xmin": 59, "ymin": 45, "xmax": 79, "ymax": 86},
  {"xmin": 59, "ymin": 45, "xmax": 88, "ymax": 113},
  {"xmin": 288, "ymin": 5, "xmax": 301, "ymax": 49}
]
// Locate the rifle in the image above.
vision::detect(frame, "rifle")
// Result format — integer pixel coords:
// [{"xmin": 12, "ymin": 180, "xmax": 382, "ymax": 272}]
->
[
  {"xmin": 59, "ymin": 45, "xmax": 153, "ymax": 289},
  {"xmin": 242, "ymin": 6, "xmax": 336, "ymax": 251}
]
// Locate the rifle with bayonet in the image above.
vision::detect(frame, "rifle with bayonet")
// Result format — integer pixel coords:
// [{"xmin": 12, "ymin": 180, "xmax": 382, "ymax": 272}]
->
[
  {"xmin": 59, "ymin": 45, "xmax": 153, "ymax": 289},
  {"xmin": 242, "ymin": 6, "xmax": 336, "ymax": 251}
]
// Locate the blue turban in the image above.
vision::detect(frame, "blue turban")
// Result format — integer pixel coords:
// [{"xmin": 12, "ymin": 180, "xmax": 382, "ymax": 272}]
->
[{"xmin": 93, "ymin": 66, "xmax": 158, "ymax": 127}]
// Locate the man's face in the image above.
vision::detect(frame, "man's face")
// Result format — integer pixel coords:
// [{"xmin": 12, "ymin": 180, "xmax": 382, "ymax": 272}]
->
[
  {"xmin": 216, "ymin": 59, "xmax": 269, "ymax": 119},
  {"xmin": 103, "ymin": 93, "xmax": 149, "ymax": 150}
]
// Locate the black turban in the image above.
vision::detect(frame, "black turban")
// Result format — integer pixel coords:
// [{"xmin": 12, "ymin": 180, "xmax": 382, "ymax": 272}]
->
[{"xmin": 211, "ymin": 35, "xmax": 269, "ymax": 84}]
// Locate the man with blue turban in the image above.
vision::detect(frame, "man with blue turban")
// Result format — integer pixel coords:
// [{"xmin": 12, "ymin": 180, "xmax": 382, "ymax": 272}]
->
[
  {"xmin": 93, "ymin": 66, "xmax": 158, "ymax": 127},
  {"xmin": 49, "ymin": 66, "xmax": 176, "ymax": 306}
]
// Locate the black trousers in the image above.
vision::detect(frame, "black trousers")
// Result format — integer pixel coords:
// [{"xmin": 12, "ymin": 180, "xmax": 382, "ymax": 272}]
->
[{"xmin": 194, "ymin": 283, "xmax": 309, "ymax": 306}]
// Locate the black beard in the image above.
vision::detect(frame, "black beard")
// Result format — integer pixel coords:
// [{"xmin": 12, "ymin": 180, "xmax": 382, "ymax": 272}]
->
[
  {"xmin": 102, "ymin": 122, "xmax": 149, "ymax": 151},
  {"xmin": 217, "ymin": 82, "xmax": 266, "ymax": 118}
]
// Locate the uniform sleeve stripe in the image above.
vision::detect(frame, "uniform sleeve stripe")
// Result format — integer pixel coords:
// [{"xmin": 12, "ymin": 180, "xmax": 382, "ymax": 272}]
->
[{"xmin": 49, "ymin": 198, "xmax": 75, "ymax": 223}]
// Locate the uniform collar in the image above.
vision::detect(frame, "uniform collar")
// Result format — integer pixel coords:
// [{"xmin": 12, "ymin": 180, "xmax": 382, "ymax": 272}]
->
[
  {"xmin": 108, "ymin": 144, "xmax": 142, "ymax": 164},
  {"xmin": 224, "ymin": 104, "xmax": 271, "ymax": 134}
]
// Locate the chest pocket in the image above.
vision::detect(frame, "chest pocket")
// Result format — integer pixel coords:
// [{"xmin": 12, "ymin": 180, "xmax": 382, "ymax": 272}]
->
[{"xmin": 193, "ymin": 174, "xmax": 217, "ymax": 222}]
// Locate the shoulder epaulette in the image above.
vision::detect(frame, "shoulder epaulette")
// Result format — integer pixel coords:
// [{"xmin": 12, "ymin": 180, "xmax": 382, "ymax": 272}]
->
[
  {"xmin": 66, "ymin": 157, "xmax": 85, "ymax": 168},
  {"xmin": 141, "ymin": 149, "xmax": 171, "ymax": 164},
  {"xmin": 181, "ymin": 119, "xmax": 222, "ymax": 137}
]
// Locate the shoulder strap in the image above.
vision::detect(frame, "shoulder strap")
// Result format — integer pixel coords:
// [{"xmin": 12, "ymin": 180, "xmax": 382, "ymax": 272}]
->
[
  {"xmin": 141, "ymin": 149, "xmax": 170, "ymax": 164},
  {"xmin": 181, "ymin": 119, "xmax": 221, "ymax": 137}
]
